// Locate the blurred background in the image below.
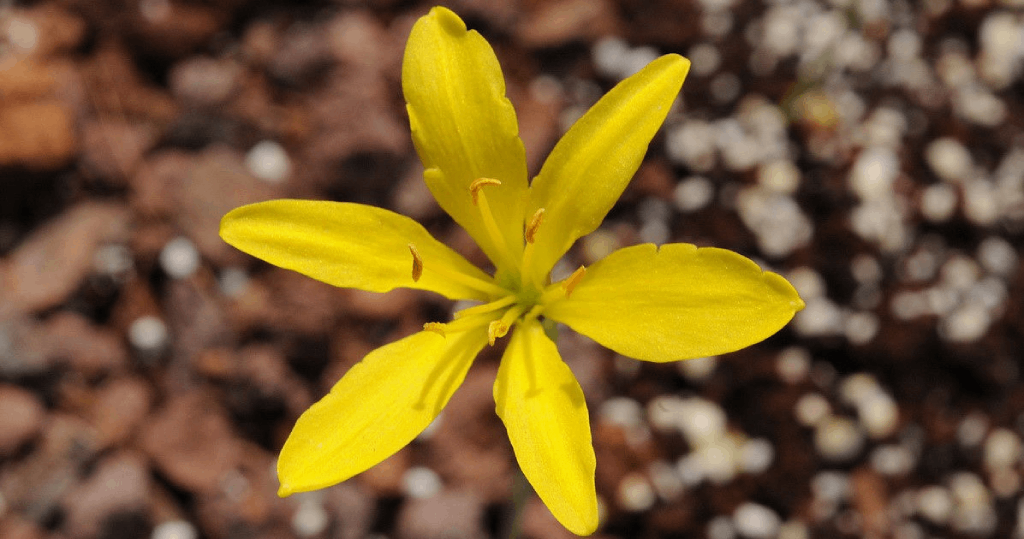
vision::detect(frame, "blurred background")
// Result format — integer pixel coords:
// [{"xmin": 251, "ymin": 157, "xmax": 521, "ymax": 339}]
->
[{"xmin": 1, "ymin": 0, "xmax": 1024, "ymax": 538}]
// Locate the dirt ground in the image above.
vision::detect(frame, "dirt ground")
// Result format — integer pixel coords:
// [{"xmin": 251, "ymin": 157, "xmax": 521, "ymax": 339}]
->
[{"xmin": 2, "ymin": 0, "xmax": 1024, "ymax": 538}]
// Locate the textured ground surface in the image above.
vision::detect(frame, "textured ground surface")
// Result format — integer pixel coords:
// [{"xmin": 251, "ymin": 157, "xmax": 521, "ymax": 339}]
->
[{"xmin": 2, "ymin": 0, "xmax": 1024, "ymax": 538}]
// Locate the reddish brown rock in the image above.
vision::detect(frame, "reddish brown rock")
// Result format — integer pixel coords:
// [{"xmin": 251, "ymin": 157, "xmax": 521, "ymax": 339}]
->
[
  {"xmin": 41, "ymin": 311, "xmax": 129, "ymax": 377},
  {"xmin": 0, "ymin": 203, "xmax": 129, "ymax": 316},
  {"xmin": 0, "ymin": 100, "xmax": 77, "ymax": 170},
  {"xmin": 0, "ymin": 384, "xmax": 46, "ymax": 457},
  {"xmin": 89, "ymin": 376, "xmax": 153, "ymax": 449},
  {"xmin": 139, "ymin": 391, "xmax": 243, "ymax": 494},
  {"xmin": 61, "ymin": 451, "xmax": 151, "ymax": 539},
  {"xmin": 394, "ymin": 490, "xmax": 487, "ymax": 539},
  {"xmin": 80, "ymin": 120, "xmax": 157, "ymax": 184},
  {"xmin": 518, "ymin": 0, "xmax": 617, "ymax": 48}
]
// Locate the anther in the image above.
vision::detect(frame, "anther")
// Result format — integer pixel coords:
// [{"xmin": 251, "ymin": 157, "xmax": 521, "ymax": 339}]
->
[
  {"xmin": 563, "ymin": 265, "xmax": 586, "ymax": 298},
  {"xmin": 408, "ymin": 244, "xmax": 423, "ymax": 282},
  {"xmin": 525, "ymin": 208, "xmax": 545, "ymax": 244},
  {"xmin": 487, "ymin": 320, "xmax": 509, "ymax": 346},
  {"xmin": 423, "ymin": 322, "xmax": 446, "ymax": 337},
  {"xmin": 470, "ymin": 178, "xmax": 502, "ymax": 205}
]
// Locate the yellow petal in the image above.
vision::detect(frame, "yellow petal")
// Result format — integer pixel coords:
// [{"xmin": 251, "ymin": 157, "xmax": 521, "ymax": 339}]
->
[
  {"xmin": 526, "ymin": 55, "xmax": 690, "ymax": 282},
  {"xmin": 278, "ymin": 328, "xmax": 488, "ymax": 495},
  {"xmin": 544, "ymin": 243, "xmax": 805, "ymax": 362},
  {"xmin": 403, "ymin": 7, "xmax": 528, "ymax": 270},
  {"xmin": 494, "ymin": 320, "xmax": 598, "ymax": 536},
  {"xmin": 220, "ymin": 199, "xmax": 503, "ymax": 301}
]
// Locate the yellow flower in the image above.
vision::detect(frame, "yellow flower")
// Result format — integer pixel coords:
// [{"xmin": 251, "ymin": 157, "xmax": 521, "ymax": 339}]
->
[{"xmin": 220, "ymin": 6, "xmax": 804, "ymax": 535}]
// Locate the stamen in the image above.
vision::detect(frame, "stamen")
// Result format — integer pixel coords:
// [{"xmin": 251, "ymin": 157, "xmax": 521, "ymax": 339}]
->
[
  {"xmin": 470, "ymin": 178, "xmax": 502, "ymax": 205},
  {"xmin": 485, "ymin": 303, "xmax": 529, "ymax": 346},
  {"xmin": 454, "ymin": 295, "xmax": 517, "ymax": 319},
  {"xmin": 408, "ymin": 244, "xmax": 423, "ymax": 282},
  {"xmin": 487, "ymin": 320, "xmax": 508, "ymax": 346},
  {"xmin": 520, "ymin": 208, "xmax": 545, "ymax": 286},
  {"xmin": 525, "ymin": 208, "xmax": 545, "ymax": 244},
  {"xmin": 423, "ymin": 322, "xmax": 446, "ymax": 337},
  {"xmin": 468, "ymin": 178, "xmax": 519, "ymax": 269},
  {"xmin": 563, "ymin": 265, "xmax": 586, "ymax": 298}
]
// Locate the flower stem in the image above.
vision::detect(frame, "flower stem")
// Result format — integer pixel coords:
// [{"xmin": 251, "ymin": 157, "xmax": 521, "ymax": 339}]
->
[{"xmin": 505, "ymin": 463, "xmax": 531, "ymax": 539}]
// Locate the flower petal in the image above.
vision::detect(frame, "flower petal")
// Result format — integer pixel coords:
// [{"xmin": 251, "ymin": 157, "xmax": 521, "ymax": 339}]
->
[
  {"xmin": 494, "ymin": 320, "xmax": 598, "ymax": 536},
  {"xmin": 544, "ymin": 243, "xmax": 805, "ymax": 362},
  {"xmin": 278, "ymin": 327, "xmax": 488, "ymax": 495},
  {"xmin": 403, "ymin": 7, "xmax": 528, "ymax": 270},
  {"xmin": 220, "ymin": 199, "xmax": 502, "ymax": 301},
  {"xmin": 526, "ymin": 55, "xmax": 689, "ymax": 282}
]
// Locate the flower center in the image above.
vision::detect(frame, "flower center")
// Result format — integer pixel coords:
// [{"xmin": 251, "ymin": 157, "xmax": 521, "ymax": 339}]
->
[{"xmin": 412, "ymin": 178, "xmax": 588, "ymax": 346}]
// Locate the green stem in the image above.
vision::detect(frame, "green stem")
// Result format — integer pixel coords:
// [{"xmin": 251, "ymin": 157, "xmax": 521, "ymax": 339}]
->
[{"xmin": 505, "ymin": 463, "xmax": 531, "ymax": 539}]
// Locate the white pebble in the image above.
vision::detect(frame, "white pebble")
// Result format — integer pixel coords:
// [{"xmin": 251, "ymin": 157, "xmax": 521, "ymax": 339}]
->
[
  {"xmin": 733, "ymin": 502, "xmax": 781, "ymax": 538},
  {"xmin": 402, "ymin": 467, "xmax": 442, "ymax": 499},
  {"xmin": 844, "ymin": 311, "xmax": 879, "ymax": 345},
  {"xmin": 673, "ymin": 176, "xmax": 715, "ymax": 212},
  {"xmin": 793, "ymin": 297, "xmax": 843, "ymax": 337},
  {"xmin": 812, "ymin": 471, "xmax": 850, "ymax": 503},
  {"xmin": 217, "ymin": 267, "xmax": 250, "ymax": 298},
  {"xmin": 850, "ymin": 147, "xmax": 900, "ymax": 201},
  {"xmin": 778, "ymin": 521, "xmax": 809, "ymax": 539},
  {"xmin": 958, "ymin": 412, "xmax": 990, "ymax": 448},
  {"xmin": 776, "ymin": 347, "xmax": 811, "ymax": 384},
  {"xmin": 757, "ymin": 159, "xmax": 801, "ymax": 194},
  {"xmin": 698, "ymin": 437, "xmax": 740, "ymax": 485},
  {"xmin": 815, "ymin": 416, "xmax": 864, "ymax": 462},
  {"xmin": 666, "ymin": 121, "xmax": 718, "ymax": 172},
  {"xmin": 93, "ymin": 244, "xmax": 134, "ymax": 276},
  {"xmin": 740, "ymin": 438, "xmax": 774, "ymax": 474},
  {"xmin": 591, "ymin": 37, "xmax": 630, "ymax": 79},
  {"xmin": 159, "ymin": 236, "xmax": 200, "ymax": 279},
  {"xmin": 917, "ymin": 485, "xmax": 954, "ymax": 524},
  {"xmin": 708, "ymin": 515, "xmax": 737, "ymax": 539},
  {"xmin": 246, "ymin": 140, "xmax": 292, "ymax": 183},
  {"xmin": 939, "ymin": 303, "xmax": 992, "ymax": 343},
  {"xmin": 129, "ymin": 316, "xmax": 168, "ymax": 352},
  {"xmin": 617, "ymin": 473, "xmax": 656, "ymax": 511},
  {"xmin": 926, "ymin": 138, "xmax": 972, "ymax": 182},
  {"xmin": 678, "ymin": 356, "xmax": 718, "ymax": 382},
  {"xmin": 795, "ymin": 393, "xmax": 831, "ymax": 427},
  {"xmin": 677, "ymin": 398, "xmax": 727, "ymax": 445},
  {"xmin": 983, "ymin": 428, "xmax": 1022, "ymax": 470},
  {"xmin": 859, "ymin": 393, "xmax": 900, "ymax": 439},
  {"xmin": 292, "ymin": 498, "xmax": 329, "ymax": 537},
  {"xmin": 920, "ymin": 183, "xmax": 958, "ymax": 222},
  {"xmin": 871, "ymin": 445, "xmax": 916, "ymax": 476},
  {"xmin": 152, "ymin": 521, "xmax": 197, "ymax": 539},
  {"xmin": 648, "ymin": 461, "xmax": 685, "ymax": 501},
  {"xmin": 710, "ymin": 72, "xmax": 742, "ymax": 103},
  {"xmin": 600, "ymin": 397, "xmax": 644, "ymax": 429},
  {"xmin": 977, "ymin": 237, "xmax": 1018, "ymax": 277},
  {"xmin": 689, "ymin": 43, "xmax": 722, "ymax": 76}
]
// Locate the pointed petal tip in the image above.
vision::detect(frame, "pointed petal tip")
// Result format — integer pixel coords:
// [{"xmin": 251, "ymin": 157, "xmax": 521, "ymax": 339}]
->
[
  {"xmin": 763, "ymin": 270, "xmax": 805, "ymax": 312},
  {"xmin": 276, "ymin": 483, "xmax": 294, "ymax": 498},
  {"xmin": 425, "ymin": 5, "xmax": 466, "ymax": 34}
]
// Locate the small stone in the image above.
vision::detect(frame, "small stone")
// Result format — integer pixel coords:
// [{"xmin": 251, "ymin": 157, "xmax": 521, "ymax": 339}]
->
[
  {"xmin": 740, "ymin": 438, "xmax": 774, "ymax": 475},
  {"xmin": 63, "ymin": 452, "xmax": 150, "ymax": 538},
  {"xmin": 673, "ymin": 176, "xmax": 715, "ymax": 212},
  {"xmin": 776, "ymin": 347, "xmax": 811, "ymax": 384},
  {"xmin": 159, "ymin": 237, "xmax": 200, "ymax": 279},
  {"xmin": 983, "ymin": 428, "xmax": 1022, "ymax": 470},
  {"xmin": 129, "ymin": 316, "xmax": 168, "ymax": 353},
  {"xmin": 733, "ymin": 502, "xmax": 781, "ymax": 538},
  {"xmin": 394, "ymin": 491, "xmax": 486, "ymax": 539},
  {"xmin": 812, "ymin": 471, "xmax": 851, "ymax": 503},
  {"xmin": 977, "ymin": 237, "xmax": 1018, "ymax": 277},
  {"xmin": 618, "ymin": 472, "xmax": 656, "ymax": 511},
  {"xmin": 926, "ymin": 138, "xmax": 972, "ymax": 183},
  {"xmin": 677, "ymin": 356, "xmax": 717, "ymax": 382},
  {"xmin": 795, "ymin": 393, "xmax": 831, "ymax": 427},
  {"xmin": 245, "ymin": 140, "xmax": 292, "ymax": 184},
  {"xmin": 916, "ymin": 485, "xmax": 953, "ymax": 524},
  {"xmin": 402, "ymin": 466, "xmax": 442, "ymax": 499},
  {"xmin": 815, "ymin": 416, "xmax": 865, "ymax": 462},
  {"xmin": 920, "ymin": 184, "xmax": 959, "ymax": 222},
  {"xmin": 152, "ymin": 520, "xmax": 197, "ymax": 539},
  {"xmin": 708, "ymin": 515, "xmax": 737, "ymax": 539}
]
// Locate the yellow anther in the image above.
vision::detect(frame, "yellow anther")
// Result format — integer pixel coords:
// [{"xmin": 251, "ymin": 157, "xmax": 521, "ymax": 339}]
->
[
  {"xmin": 408, "ymin": 244, "xmax": 423, "ymax": 282},
  {"xmin": 525, "ymin": 208, "xmax": 545, "ymax": 244},
  {"xmin": 487, "ymin": 320, "xmax": 509, "ymax": 346},
  {"xmin": 563, "ymin": 265, "xmax": 586, "ymax": 298},
  {"xmin": 423, "ymin": 322, "xmax": 446, "ymax": 337},
  {"xmin": 469, "ymin": 178, "xmax": 502, "ymax": 205}
]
